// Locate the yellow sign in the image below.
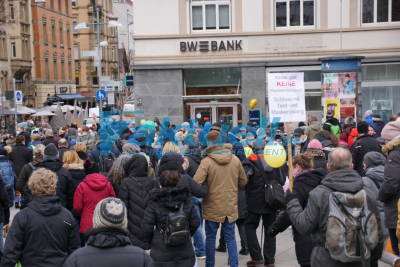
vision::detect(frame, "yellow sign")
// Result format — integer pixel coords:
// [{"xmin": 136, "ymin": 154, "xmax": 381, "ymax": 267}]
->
[
  {"xmin": 263, "ymin": 143, "xmax": 286, "ymax": 168},
  {"xmin": 324, "ymin": 99, "xmax": 340, "ymax": 120}
]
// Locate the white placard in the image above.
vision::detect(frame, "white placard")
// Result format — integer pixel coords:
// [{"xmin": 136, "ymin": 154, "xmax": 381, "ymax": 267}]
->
[
  {"xmin": 267, "ymin": 72, "xmax": 306, "ymax": 123},
  {"xmin": 107, "ymin": 92, "xmax": 115, "ymax": 105},
  {"xmin": 80, "ymin": 50, "xmax": 96, "ymax": 57}
]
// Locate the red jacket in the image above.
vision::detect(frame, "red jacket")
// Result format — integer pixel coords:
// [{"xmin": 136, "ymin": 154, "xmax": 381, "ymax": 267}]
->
[{"xmin": 73, "ymin": 173, "xmax": 115, "ymax": 233}]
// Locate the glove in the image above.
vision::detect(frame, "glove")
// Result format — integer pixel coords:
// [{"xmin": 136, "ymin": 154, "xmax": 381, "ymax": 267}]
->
[{"xmin": 285, "ymin": 190, "xmax": 298, "ymax": 204}]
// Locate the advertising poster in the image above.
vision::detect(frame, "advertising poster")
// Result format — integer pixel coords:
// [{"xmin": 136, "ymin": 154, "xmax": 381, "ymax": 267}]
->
[
  {"xmin": 267, "ymin": 72, "xmax": 306, "ymax": 122},
  {"xmin": 323, "ymin": 72, "xmax": 356, "ymax": 99},
  {"xmin": 324, "ymin": 99, "xmax": 340, "ymax": 120},
  {"xmin": 340, "ymin": 98, "xmax": 356, "ymax": 122}
]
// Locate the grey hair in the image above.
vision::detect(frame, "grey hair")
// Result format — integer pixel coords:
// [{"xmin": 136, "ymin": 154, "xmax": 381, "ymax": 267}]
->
[
  {"xmin": 108, "ymin": 154, "xmax": 132, "ymax": 185},
  {"xmin": 327, "ymin": 147, "xmax": 353, "ymax": 171}
]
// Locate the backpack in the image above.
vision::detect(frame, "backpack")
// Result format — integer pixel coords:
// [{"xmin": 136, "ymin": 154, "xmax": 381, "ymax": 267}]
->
[
  {"xmin": 325, "ymin": 122, "xmax": 341, "ymax": 136},
  {"xmin": 99, "ymin": 153, "xmax": 116, "ymax": 173},
  {"xmin": 160, "ymin": 203, "xmax": 190, "ymax": 246},
  {"xmin": 325, "ymin": 189, "xmax": 379, "ymax": 265}
]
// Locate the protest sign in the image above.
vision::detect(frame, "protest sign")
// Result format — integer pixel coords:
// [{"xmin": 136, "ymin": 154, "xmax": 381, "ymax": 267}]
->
[
  {"xmin": 324, "ymin": 98, "xmax": 340, "ymax": 120},
  {"xmin": 267, "ymin": 72, "xmax": 306, "ymax": 123}
]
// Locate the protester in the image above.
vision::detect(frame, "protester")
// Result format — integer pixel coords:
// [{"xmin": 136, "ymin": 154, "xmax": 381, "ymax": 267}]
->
[
  {"xmin": 0, "ymin": 162, "xmax": 9, "ymax": 252},
  {"xmin": 77, "ymin": 126, "xmax": 96, "ymax": 150},
  {"xmin": 42, "ymin": 128, "xmax": 58, "ymax": 147},
  {"xmin": 30, "ymin": 133, "xmax": 42, "ymax": 149},
  {"xmin": 194, "ymin": 136, "xmax": 247, "ymax": 267},
  {"xmin": 142, "ymin": 156, "xmax": 199, "ymax": 267},
  {"xmin": 16, "ymin": 144, "xmax": 46, "ymax": 209},
  {"xmin": 324, "ymin": 112, "xmax": 341, "ymax": 136},
  {"xmin": 0, "ymin": 148, "xmax": 16, "ymax": 208},
  {"xmin": 63, "ymin": 197, "xmax": 153, "ymax": 267},
  {"xmin": 350, "ymin": 121, "xmax": 382, "ymax": 176},
  {"xmin": 1, "ymin": 168, "xmax": 80, "ymax": 267},
  {"xmin": 108, "ymin": 154, "xmax": 132, "ymax": 195},
  {"xmin": 58, "ymin": 138, "xmax": 70, "ymax": 162},
  {"xmin": 270, "ymin": 153, "xmax": 326, "ymax": 267},
  {"xmin": 9, "ymin": 135, "xmax": 33, "ymax": 178},
  {"xmin": 73, "ymin": 169, "xmax": 115, "ymax": 245},
  {"xmin": 63, "ymin": 151, "xmax": 86, "ymax": 213},
  {"xmin": 286, "ymin": 148, "xmax": 383, "ymax": 267},
  {"xmin": 242, "ymin": 152, "xmax": 285, "ymax": 267},
  {"xmin": 304, "ymin": 139, "xmax": 327, "ymax": 169},
  {"xmin": 314, "ymin": 129, "xmax": 338, "ymax": 158},
  {"xmin": 119, "ymin": 153, "xmax": 156, "ymax": 249}
]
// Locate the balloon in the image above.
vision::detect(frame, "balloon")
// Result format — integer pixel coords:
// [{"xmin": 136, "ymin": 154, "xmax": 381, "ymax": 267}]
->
[
  {"xmin": 249, "ymin": 99, "xmax": 258, "ymax": 109},
  {"xmin": 144, "ymin": 120, "xmax": 156, "ymax": 129},
  {"xmin": 140, "ymin": 119, "xmax": 146, "ymax": 125},
  {"xmin": 263, "ymin": 142, "xmax": 286, "ymax": 168},
  {"xmin": 244, "ymin": 146, "xmax": 254, "ymax": 158}
]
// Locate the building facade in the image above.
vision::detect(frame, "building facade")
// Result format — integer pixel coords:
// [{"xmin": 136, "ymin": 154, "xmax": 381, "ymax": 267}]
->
[
  {"xmin": 0, "ymin": 0, "xmax": 12, "ymax": 110},
  {"xmin": 133, "ymin": 0, "xmax": 400, "ymax": 125},
  {"xmin": 31, "ymin": 0, "xmax": 76, "ymax": 107},
  {"xmin": 72, "ymin": 0, "xmax": 119, "ymax": 97}
]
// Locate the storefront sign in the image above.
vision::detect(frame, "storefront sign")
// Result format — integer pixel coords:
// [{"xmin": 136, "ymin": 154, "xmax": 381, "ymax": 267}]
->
[
  {"xmin": 267, "ymin": 72, "xmax": 306, "ymax": 123},
  {"xmin": 180, "ymin": 40, "xmax": 242, "ymax": 53}
]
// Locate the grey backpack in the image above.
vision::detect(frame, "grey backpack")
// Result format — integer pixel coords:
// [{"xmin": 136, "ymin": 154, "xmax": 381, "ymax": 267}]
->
[{"xmin": 325, "ymin": 189, "xmax": 379, "ymax": 265}]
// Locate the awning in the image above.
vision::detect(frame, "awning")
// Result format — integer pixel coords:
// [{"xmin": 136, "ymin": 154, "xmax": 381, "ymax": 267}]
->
[{"xmin": 56, "ymin": 94, "xmax": 86, "ymax": 100}]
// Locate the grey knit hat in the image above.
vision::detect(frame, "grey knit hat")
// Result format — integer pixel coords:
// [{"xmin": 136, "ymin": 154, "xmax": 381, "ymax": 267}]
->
[
  {"xmin": 363, "ymin": 151, "xmax": 386, "ymax": 168},
  {"xmin": 43, "ymin": 143, "xmax": 59, "ymax": 161},
  {"xmin": 93, "ymin": 198, "xmax": 128, "ymax": 231}
]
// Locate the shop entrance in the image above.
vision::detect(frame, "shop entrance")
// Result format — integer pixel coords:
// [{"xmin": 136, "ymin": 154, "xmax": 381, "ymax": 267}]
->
[{"xmin": 189, "ymin": 102, "xmax": 239, "ymax": 127}]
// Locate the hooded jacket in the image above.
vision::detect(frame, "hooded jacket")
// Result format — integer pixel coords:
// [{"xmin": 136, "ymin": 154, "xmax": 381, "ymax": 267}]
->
[
  {"xmin": 379, "ymin": 138, "xmax": 400, "ymax": 229},
  {"xmin": 1, "ymin": 196, "xmax": 80, "ymax": 267},
  {"xmin": 350, "ymin": 134, "xmax": 382, "ymax": 176},
  {"xmin": 64, "ymin": 163, "xmax": 86, "ymax": 213},
  {"xmin": 142, "ymin": 184, "xmax": 199, "ymax": 267},
  {"xmin": 9, "ymin": 143, "xmax": 33, "ymax": 178},
  {"xmin": 73, "ymin": 173, "xmax": 115, "ymax": 233},
  {"xmin": 305, "ymin": 123, "xmax": 322, "ymax": 140},
  {"xmin": 119, "ymin": 154, "xmax": 156, "ymax": 249},
  {"xmin": 63, "ymin": 228, "xmax": 153, "ymax": 267},
  {"xmin": 287, "ymin": 169, "xmax": 383, "ymax": 267},
  {"xmin": 193, "ymin": 144, "xmax": 247, "ymax": 223}
]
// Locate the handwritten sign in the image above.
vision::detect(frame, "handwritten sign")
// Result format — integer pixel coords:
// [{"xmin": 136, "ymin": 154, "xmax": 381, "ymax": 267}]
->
[{"xmin": 267, "ymin": 72, "xmax": 306, "ymax": 123}]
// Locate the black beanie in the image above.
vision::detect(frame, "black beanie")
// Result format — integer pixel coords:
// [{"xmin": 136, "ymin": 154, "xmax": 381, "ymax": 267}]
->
[
  {"xmin": 357, "ymin": 121, "xmax": 369, "ymax": 135},
  {"xmin": 158, "ymin": 152, "xmax": 184, "ymax": 175}
]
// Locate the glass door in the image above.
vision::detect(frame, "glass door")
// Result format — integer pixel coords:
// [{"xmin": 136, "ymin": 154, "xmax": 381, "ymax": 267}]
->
[
  {"xmin": 193, "ymin": 106, "xmax": 212, "ymax": 126},
  {"xmin": 216, "ymin": 106, "xmax": 234, "ymax": 129}
]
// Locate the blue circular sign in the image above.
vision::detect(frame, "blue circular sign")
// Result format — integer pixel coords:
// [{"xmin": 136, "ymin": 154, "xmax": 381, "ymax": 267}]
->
[{"xmin": 96, "ymin": 89, "xmax": 107, "ymax": 101}]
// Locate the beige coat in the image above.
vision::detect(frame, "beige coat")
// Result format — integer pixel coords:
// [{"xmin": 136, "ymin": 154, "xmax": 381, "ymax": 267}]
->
[{"xmin": 194, "ymin": 144, "xmax": 247, "ymax": 223}]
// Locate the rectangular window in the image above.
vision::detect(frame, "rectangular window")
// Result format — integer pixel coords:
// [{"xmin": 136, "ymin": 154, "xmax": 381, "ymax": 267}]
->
[
  {"xmin": 9, "ymin": 4, "xmax": 14, "ymax": 20},
  {"xmin": 50, "ymin": 0, "xmax": 54, "ymax": 9},
  {"xmin": 59, "ymin": 23, "xmax": 64, "ymax": 46},
  {"xmin": 52, "ymin": 24, "xmax": 56, "ymax": 45},
  {"xmin": 191, "ymin": 0, "xmax": 231, "ymax": 31},
  {"xmin": 68, "ymin": 62, "xmax": 72, "ymax": 80},
  {"xmin": 11, "ymin": 42, "xmax": 16, "ymax": 57},
  {"xmin": 61, "ymin": 61, "xmax": 65, "ymax": 80},
  {"xmin": 72, "ymin": 0, "xmax": 77, "ymax": 8},
  {"xmin": 275, "ymin": 0, "xmax": 315, "ymax": 28},
  {"xmin": 362, "ymin": 0, "xmax": 400, "ymax": 23},
  {"xmin": 53, "ymin": 60, "xmax": 58, "ymax": 80},
  {"xmin": 67, "ymin": 28, "xmax": 71, "ymax": 47},
  {"xmin": 43, "ymin": 21, "xmax": 48, "ymax": 43},
  {"xmin": 45, "ymin": 59, "xmax": 50, "ymax": 80},
  {"xmin": 58, "ymin": 0, "xmax": 62, "ymax": 12}
]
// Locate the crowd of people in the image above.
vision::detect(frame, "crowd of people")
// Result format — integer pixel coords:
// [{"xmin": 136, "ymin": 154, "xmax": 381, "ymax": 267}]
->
[{"xmin": 0, "ymin": 110, "xmax": 398, "ymax": 267}]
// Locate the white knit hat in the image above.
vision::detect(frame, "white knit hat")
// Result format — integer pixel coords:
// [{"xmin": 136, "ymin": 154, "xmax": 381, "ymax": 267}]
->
[{"xmin": 93, "ymin": 198, "xmax": 128, "ymax": 231}]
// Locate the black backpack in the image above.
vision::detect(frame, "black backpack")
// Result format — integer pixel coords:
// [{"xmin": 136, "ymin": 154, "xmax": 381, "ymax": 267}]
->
[
  {"xmin": 160, "ymin": 203, "xmax": 190, "ymax": 246},
  {"xmin": 99, "ymin": 153, "xmax": 116, "ymax": 173}
]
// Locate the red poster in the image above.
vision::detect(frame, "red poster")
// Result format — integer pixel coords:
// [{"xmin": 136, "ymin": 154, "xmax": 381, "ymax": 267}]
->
[{"xmin": 340, "ymin": 99, "xmax": 356, "ymax": 122}]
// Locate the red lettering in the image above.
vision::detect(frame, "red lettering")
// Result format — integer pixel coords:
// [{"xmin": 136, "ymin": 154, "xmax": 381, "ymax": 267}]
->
[{"xmin": 276, "ymin": 81, "xmax": 296, "ymax": 87}]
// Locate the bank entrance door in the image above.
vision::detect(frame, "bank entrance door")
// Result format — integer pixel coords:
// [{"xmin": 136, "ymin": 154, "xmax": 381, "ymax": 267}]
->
[{"xmin": 189, "ymin": 102, "xmax": 238, "ymax": 127}]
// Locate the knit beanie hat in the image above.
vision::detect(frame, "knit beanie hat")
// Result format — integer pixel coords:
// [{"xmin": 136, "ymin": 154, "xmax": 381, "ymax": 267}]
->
[
  {"xmin": 43, "ymin": 143, "xmax": 59, "ymax": 161},
  {"xmin": 158, "ymin": 152, "xmax": 184, "ymax": 175},
  {"xmin": 381, "ymin": 118, "xmax": 400, "ymax": 141},
  {"xmin": 93, "ymin": 197, "xmax": 128, "ymax": 231},
  {"xmin": 363, "ymin": 151, "xmax": 386, "ymax": 168},
  {"xmin": 307, "ymin": 139, "xmax": 323, "ymax": 150}
]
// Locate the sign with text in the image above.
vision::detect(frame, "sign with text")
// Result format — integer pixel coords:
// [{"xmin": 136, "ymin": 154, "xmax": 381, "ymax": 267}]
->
[
  {"xmin": 180, "ymin": 40, "xmax": 242, "ymax": 53},
  {"xmin": 267, "ymin": 72, "xmax": 306, "ymax": 123}
]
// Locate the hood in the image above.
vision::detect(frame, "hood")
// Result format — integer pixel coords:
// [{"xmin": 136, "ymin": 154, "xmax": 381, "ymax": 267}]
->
[
  {"xmin": 204, "ymin": 144, "xmax": 232, "ymax": 165},
  {"xmin": 86, "ymin": 228, "xmax": 131, "ymax": 248},
  {"xmin": 365, "ymin": 165, "xmax": 385, "ymax": 186},
  {"xmin": 382, "ymin": 137, "xmax": 400, "ymax": 154},
  {"xmin": 309, "ymin": 124, "xmax": 321, "ymax": 131},
  {"xmin": 83, "ymin": 173, "xmax": 109, "ymax": 191},
  {"xmin": 296, "ymin": 168, "xmax": 327, "ymax": 188},
  {"xmin": 124, "ymin": 154, "xmax": 148, "ymax": 177},
  {"xmin": 65, "ymin": 163, "xmax": 84, "ymax": 170},
  {"xmin": 150, "ymin": 185, "xmax": 189, "ymax": 210},
  {"xmin": 39, "ymin": 160, "xmax": 63, "ymax": 172},
  {"xmin": 28, "ymin": 196, "xmax": 62, "ymax": 216},
  {"xmin": 322, "ymin": 169, "xmax": 363, "ymax": 193}
]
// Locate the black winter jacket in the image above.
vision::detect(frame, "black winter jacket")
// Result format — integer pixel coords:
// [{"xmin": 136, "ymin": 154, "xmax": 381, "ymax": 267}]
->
[
  {"xmin": 243, "ymin": 155, "xmax": 285, "ymax": 214},
  {"xmin": 65, "ymin": 164, "xmax": 86, "ymax": 213},
  {"xmin": 184, "ymin": 152, "xmax": 201, "ymax": 178},
  {"xmin": 35, "ymin": 160, "xmax": 72, "ymax": 208},
  {"xmin": 9, "ymin": 144, "xmax": 32, "ymax": 178},
  {"xmin": 1, "ymin": 196, "xmax": 80, "ymax": 267},
  {"xmin": 63, "ymin": 228, "xmax": 153, "ymax": 267},
  {"xmin": 0, "ymin": 178, "xmax": 9, "ymax": 225},
  {"xmin": 350, "ymin": 134, "xmax": 382, "ymax": 176},
  {"xmin": 142, "ymin": 184, "xmax": 199, "ymax": 267}
]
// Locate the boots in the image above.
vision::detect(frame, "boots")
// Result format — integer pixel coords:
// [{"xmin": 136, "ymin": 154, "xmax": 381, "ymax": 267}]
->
[
  {"xmin": 246, "ymin": 260, "xmax": 264, "ymax": 267},
  {"xmin": 239, "ymin": 247, "xmax": 249, "ymax": 255},
  {"xmin": 216, "ymin": 244, "xmax": 226, "ymax": 252}
]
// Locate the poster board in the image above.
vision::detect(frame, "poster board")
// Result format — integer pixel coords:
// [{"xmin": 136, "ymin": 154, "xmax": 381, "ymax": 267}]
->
[{"xmin": 267, "ymin": 72, "xmax": 306, "ymax": 123}]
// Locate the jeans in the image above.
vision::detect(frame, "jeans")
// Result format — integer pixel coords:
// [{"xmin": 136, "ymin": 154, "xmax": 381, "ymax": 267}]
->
[
  {"xmin": 205, "ymin": 219, "xmax": 238, "ymax": 267},
  {"xmin": 193, "ymin": 203, "xmax": 205, "ymax": 257},
  {"xmin": 0, "ymin": 223, "xmax": 3, "ymax": 252},
  {"xmin": 218, "ymin": 218, "xmax": 248, "ymax": 250},
  {"xmin": 245, "ymin": 212, "xmax": 276, "ymax": 265}
]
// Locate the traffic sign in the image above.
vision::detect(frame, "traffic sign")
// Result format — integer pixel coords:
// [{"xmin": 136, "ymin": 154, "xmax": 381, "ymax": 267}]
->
[
  {"xmin": 96, "ymin": 89, "xmax": 107, "ymax": 101},
  {"xmin": 124, "ymin": 75, "xmax": 134, "ymax": 86},
  {"xmin": 15, "ymin": 91, "xmax": 23, "ymax": 104}
]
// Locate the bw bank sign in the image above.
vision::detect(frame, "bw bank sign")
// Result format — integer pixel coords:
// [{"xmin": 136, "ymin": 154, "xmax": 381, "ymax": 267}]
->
[{"xmin": 180, "ymin": 40, "xmax": 243, "ymax": 53}]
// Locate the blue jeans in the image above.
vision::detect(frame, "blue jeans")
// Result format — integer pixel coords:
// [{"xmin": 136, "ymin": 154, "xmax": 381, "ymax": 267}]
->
[
  {"xmin": 193, "ymin": 203, "xmax": 205, "ymax": 257},
  {"xmin": 205, "ymin": 219, "xmax": 238, "ymax": 267},
  {"xmin": 0, "ymin": 223, "xmax": 3, "ymax": 252}
]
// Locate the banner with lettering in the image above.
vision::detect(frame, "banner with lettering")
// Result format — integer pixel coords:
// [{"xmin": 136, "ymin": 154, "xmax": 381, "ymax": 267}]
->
[{"xmin": 267, "ymin": 72, "xmax": 306, "ymax": 123}]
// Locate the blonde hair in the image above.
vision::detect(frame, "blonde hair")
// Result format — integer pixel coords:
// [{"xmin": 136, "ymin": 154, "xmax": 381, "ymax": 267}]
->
[
  {"xmin": 75, "ymin": 142, "xmax": 87, "ymax": 153},
  {"xmin": 162, "ymin": 142, "xmax": 180, "ymax": 155},
  {"xmin": 63, "ymin": 150, "xmax": 84, "ymax": 169},
  {"xmin": 4, "ymin": 145, "xmax": 12, "ymax": 154},
  {"xmin": 28, "ymin": 168, "xmax": 57, "ymax": 196}
]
